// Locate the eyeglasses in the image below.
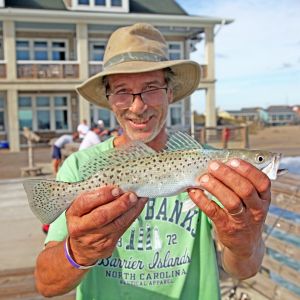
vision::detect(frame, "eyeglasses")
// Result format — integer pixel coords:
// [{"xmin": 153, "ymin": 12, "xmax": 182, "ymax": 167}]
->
[{"xmin": 106, "ymin": 87, "xmax": 168, "ymax": 109}]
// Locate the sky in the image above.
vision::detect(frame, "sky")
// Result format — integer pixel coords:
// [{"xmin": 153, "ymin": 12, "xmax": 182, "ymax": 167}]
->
[{"xmin": 176, "ymin": 0, "xmax": 300, "ymax": 113}]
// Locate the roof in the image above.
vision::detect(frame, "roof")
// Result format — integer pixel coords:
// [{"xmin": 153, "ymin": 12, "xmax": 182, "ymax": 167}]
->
[
  {"xmin": 4, "ymin": 0, "xmax": 188, "ymax": 15},
  {"xmin": 267, "ymin": 105, "xmax": 294, "ymax": 113},
  {"xmin": 130, "ymin": 0, "xmax": 187, "ymax": 15},
  {"xmin": 4, "ymin": 0, "xmax": 67, "ymax": 10}
]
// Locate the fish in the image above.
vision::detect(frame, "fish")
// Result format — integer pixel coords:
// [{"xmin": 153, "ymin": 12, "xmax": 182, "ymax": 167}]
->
[{"xmin": 23, "ymin": 132, "xmax": 286, "ymax": 224}]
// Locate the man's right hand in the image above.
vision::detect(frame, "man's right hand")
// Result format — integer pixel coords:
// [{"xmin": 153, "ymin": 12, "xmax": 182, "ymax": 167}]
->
[
  {"xmin": 66, "ymin": 185, "xmax": 148, "ymax": 266},
  {"xmin": 35, "ymin": 185, "xmax": 147, "ymax": 297}
]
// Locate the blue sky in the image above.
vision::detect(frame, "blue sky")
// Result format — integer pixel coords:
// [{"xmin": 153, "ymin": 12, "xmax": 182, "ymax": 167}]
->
[{"xmin": 176, "ymin": 0, "xmax": 300, "ymax": 113}]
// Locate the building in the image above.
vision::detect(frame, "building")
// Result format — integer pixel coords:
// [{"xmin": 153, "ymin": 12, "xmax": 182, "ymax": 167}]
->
[
  {"xmin": 227, "ymin": 107, "xmax": 262, "ymax": 123},
  {"xmin": 0, "ymin": 0, "xmax": 232, "ymax": 151},
  {"xmin": 226, "ymin": 105, "xmax": 299, "ymax": 126},
  {"xmin": 266, "ymin": 105, "xmax": 297, "ymax": 126}
]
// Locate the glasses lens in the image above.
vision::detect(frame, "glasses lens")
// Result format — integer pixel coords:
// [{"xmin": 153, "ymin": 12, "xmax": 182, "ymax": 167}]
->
[
  {"xmin": 109, "ymin": 94, "xmax": 132, "ymax": 109},
  {"xmin": 142, "ymin": 88, "xmax": 167, "ymax": 105}
]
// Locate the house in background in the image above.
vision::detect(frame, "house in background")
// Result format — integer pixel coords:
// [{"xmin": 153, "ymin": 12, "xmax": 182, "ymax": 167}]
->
[
  {"xmin": 226, "ymin": 105, "xmax": 299, "ymax": 126},
  {"xmin": 266, "ymin": 105, "xmax": 297, "ymax": 126},
  {"xmin": 0, "ymin": 0, "xmax": 232, "ymax": 151}
]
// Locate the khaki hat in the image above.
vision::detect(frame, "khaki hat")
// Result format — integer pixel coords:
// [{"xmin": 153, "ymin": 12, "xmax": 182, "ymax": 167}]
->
[{"xmin": 76, "ymin": 23, "xmax": 201, "ymax": 110}]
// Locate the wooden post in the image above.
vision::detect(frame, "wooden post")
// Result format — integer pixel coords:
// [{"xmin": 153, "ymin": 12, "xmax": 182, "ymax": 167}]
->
[
  {"xmin": 28, "ymin": 138, "xmax": 33, "ymax": 168},
  {"xmin": 242, "ymin": 126, "xmax": 249, "ymax": 148}
]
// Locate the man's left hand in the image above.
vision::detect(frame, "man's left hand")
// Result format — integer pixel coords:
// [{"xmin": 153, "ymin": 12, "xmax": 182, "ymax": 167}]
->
[{"xmin": 188, "ymin": 158, "xmax": 271, "ymax": 277}]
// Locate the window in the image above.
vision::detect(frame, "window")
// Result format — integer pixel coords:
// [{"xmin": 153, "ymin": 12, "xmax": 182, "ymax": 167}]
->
[
  {"xmin": 89, "ymin": 41, "xmax": 106, "ymax": 61},
  {"xmin": 170, "ymin": 106, "xmax": 182, "ymax": 126},
  {"xmin": 95, "ymin": 0, "xmax": 106, "ymax": 5},
  {"xmin": 74, "ymin": 0, "xmax": 127, "ymax": 11},
  {"xmin": 18, "ymin": 94, "xmax": 70, "ymax": 131},
  {"xmin": 90, "ymin": 105, "xmax": 115, "ymax": 128},
  {"xmin": 0, "ymin": 96, "xmax": 5, "ymax": 132},
  {"xmin": 111, "ymin": 0, "xmax": 121, "ymax": 6},
  {"xmin": 16, "ymin": 39, "xmax": 68, "ymax": 61},
  {"xmin": 54, "ymin": 96, "xmax": 69, "ymax": 130},
  {"xmin": 168, "ymin": 42, "xmax": 183, "ymax": 60},
  {"xmin": 16, "ymin": 40, "xmax": 30, "ymax": 60}
]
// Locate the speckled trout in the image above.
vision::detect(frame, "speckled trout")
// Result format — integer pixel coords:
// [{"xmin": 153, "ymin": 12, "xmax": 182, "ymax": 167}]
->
[{"xmin": 23, "ymin": 132, "xmax": 285, "ymax": 224}]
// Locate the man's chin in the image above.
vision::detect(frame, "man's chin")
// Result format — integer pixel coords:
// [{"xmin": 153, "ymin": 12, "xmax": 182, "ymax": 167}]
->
[{"xmin": 126, "ymin": 129, "xmax": 158, "ymax": 144}]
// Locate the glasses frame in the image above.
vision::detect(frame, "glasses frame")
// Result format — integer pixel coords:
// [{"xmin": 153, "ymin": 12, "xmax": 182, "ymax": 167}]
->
[{"xmin": 106, "ymin": 87, "xmax": 168, "ymax": 109}]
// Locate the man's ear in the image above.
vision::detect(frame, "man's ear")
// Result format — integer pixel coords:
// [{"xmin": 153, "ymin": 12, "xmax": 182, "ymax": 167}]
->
[{"xmin": 167, "ymin": 88, "xmax": 174, "ymax": 104}]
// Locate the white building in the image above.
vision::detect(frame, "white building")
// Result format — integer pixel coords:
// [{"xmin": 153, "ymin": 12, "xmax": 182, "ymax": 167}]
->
[{"xmin": 0, "ymin": 0, "xmax": 232, "ymax": 151}]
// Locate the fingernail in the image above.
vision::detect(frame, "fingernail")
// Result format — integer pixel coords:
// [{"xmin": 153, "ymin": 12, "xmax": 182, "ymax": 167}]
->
[
  {"xmin": 129, "ymin": 193, "xmax": 137, "ymax": 203},
  {"xmin": 210, "ymin": 161, "xmax": 220, "ymax": 171},
  {"xmin": 112, "ymin": 188, "xmax": 120, "ymax": 197},
  {"xmin": 200, "ymin": 175, "xmax": 209, "ymax": 184},
  {"xmin": 230, "ymin": 159, "xmax": 240, "ymax": 168}
]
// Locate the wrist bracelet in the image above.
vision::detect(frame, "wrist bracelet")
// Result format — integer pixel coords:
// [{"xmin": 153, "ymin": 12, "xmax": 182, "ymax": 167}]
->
[{"xmin": 64, "ymin": 237, "xmax": 98, "ymax": 270}]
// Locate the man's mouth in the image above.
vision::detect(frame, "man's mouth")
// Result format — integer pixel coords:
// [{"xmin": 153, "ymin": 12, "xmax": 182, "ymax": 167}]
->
[{"xmin": 128, "ymin": 117, "xmax": 152, "ymax": 128}]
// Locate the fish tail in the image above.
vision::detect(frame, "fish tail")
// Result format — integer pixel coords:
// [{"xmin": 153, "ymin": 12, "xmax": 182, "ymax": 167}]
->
[{"xmin": 23, "ymin": 178, "xmax": 75, "ymax": 224}]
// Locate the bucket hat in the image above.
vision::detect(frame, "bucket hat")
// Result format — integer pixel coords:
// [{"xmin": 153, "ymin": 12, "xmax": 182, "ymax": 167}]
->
[{"xmin": 76, "ymin": 23, "xmax": 201, "ymax": 110}]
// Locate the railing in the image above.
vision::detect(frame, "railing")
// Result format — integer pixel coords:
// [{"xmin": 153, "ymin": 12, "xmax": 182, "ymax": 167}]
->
[
  {"xmin": 243, "ymin": 174, "xmax": 300, "ymax": 299},
  {"xmin": 194, "ymin": 125, "xmax": 249, "ymax": 149},
  {"xmin": 89, "ymin": 62, "xmax": 104, "ymax": 76},
  {"xmin": 88, "ymin": 63, "xmax": 208, "ymax": 79},
  {"xmin": 0, "ymin": 62, "xmax": 6, "ymax": 78},
  {"xmin": 17, "ymin": 61, "xmax": 79, "ymax": 79}
]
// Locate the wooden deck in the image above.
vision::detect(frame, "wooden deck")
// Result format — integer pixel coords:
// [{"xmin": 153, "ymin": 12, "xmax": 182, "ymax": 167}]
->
[{"xmin": 0, "ymin": 174, "xmax": 299, "ymax": 299}]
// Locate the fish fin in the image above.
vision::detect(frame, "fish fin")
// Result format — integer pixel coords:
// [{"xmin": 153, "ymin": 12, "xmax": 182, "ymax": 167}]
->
[
  {"xmin": 182, "ymin": 199, "xmax": 197, "ymax": 212},
  {"xmin": 165, "ymin": 131, "xmax": 203, "ymax": 152},
  {"xmin": 80, "ymin": 141, "xmax": 156, "ymax": 179},
  {"xmin": 23, "ymin": 178, "xmax": 76, "ymax": 224}
]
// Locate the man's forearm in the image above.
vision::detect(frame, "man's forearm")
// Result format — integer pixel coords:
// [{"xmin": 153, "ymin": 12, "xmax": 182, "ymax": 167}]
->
[
  {"xmin": 35, "ymin": 241, "xmax": 88, "ymax": 297},
  {"xmin": 221, "ymin": 238, "xmax": 265, "ymax": 279}
]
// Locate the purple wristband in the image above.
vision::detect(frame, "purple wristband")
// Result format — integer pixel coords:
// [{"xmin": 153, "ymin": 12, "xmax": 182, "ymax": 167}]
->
[{"xmin": 64, "ymin": 237, "xmax": 98, "ymax": 270}]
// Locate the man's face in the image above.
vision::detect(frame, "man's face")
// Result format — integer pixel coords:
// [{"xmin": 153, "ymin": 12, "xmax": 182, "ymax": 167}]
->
[{"xmin": 107, "ymin": 70, "xmax": 173, "ymax": 143}]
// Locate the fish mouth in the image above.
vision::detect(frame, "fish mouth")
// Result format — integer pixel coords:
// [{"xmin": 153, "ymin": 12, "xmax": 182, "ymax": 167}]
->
[{"xmin": 262, "ymin": 153, "xmax": 287, "ymax": 180}]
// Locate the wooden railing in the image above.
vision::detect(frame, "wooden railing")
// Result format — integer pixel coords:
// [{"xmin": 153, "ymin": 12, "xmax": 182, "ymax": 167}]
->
[
  {"xmin": 194, "ymin": 125, "xmax": 249, "ymax": 149},
  {"xmin": 242, "ymin": 173, "xmax": 300, "ymax": 299},
  {"xmin": 17, "ymin": 61, "xmax": 79, "ymax": 79},
  {"xmin": 89, "ymin": 62, "xmax": 103, "ymax": 76}
]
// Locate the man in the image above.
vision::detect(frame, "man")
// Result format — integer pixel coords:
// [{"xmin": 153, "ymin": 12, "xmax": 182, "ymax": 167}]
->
[
  {"xmin": 51, "ymin": 132, "xmax": 78, "ymax": 175},
  {"xmin": 35, "ymin": 23, "xmax": 270, "ymax": 299},
  {"xmin": 79, "ymin": 123, "xmax": 102, "ymax": 150},
  {"xmin": 77, "ymin": 119, "xmax": 89, "ymax": 140}
]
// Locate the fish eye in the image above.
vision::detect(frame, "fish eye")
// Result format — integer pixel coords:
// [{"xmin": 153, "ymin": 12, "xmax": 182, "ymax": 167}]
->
[{"xmin": 256, "ymin": 154, "xmax": 265, "ymax": 163}]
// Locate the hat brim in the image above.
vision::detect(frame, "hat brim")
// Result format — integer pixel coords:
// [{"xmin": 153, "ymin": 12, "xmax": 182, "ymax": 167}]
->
[{"xmin": 76, "ymin": 60, "xmax": 201, "ymax": 110}]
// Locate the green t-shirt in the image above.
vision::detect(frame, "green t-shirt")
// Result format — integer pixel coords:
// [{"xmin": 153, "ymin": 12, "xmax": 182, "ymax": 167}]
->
[{"xmin": 46, "ymin": 137, "xmax": 220, "ymax": 300}]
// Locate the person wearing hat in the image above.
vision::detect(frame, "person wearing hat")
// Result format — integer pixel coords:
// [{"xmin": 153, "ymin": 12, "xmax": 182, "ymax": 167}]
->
[{"xmin": 35, "ymin": 23, "xmax": 270, "ymax": 299}]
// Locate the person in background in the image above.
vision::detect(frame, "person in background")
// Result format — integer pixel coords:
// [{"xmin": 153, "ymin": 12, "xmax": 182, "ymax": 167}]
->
[
  {"xmin": 79, "ymin": 123, "xmax": 102, "ymax": 150},
  {"xmin": 35, "ymin": 23, "xmax": 271, "ymax": 300},
  {"xmin": 52, "ymin": 132, "xmax": 78, "ymax": 175},
  {"xmin": 97, "ymin": 119, "xmax": 110, "ymax": 140},
  {"xmin": 77, "ymin": 119, "xmax": 89, "ymax": 141}
]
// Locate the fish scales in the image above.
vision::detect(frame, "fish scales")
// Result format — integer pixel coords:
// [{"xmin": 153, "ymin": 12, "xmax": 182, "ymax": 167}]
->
[{"xmin": 23, "ymin": 132, "xmax": 283, "ymax": 224}]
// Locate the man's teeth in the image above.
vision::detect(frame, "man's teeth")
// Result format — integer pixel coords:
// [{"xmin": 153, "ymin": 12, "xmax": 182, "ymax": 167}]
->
[{"xmin": 131, "ymin": 119, "xmax": 148, "ymax": 124}]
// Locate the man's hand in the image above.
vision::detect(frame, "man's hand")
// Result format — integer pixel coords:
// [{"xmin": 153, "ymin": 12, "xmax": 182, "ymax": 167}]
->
[
  {"xmin": 188, "ymin": 158, "xmax": 271, "ymax": 278},
  {"xmin": 35, "ymin": 185, "xmax": 147, "ymax": 297},
  {"xmin": 66, "ymin": 185, "xmax": 148, "ymax": 266}
]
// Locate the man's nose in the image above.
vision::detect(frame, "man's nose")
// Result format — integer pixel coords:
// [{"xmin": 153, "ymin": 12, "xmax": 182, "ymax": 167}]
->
[{"xmin": 129, "ymin": 94, "xmax": 147, "ymax": 113}]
